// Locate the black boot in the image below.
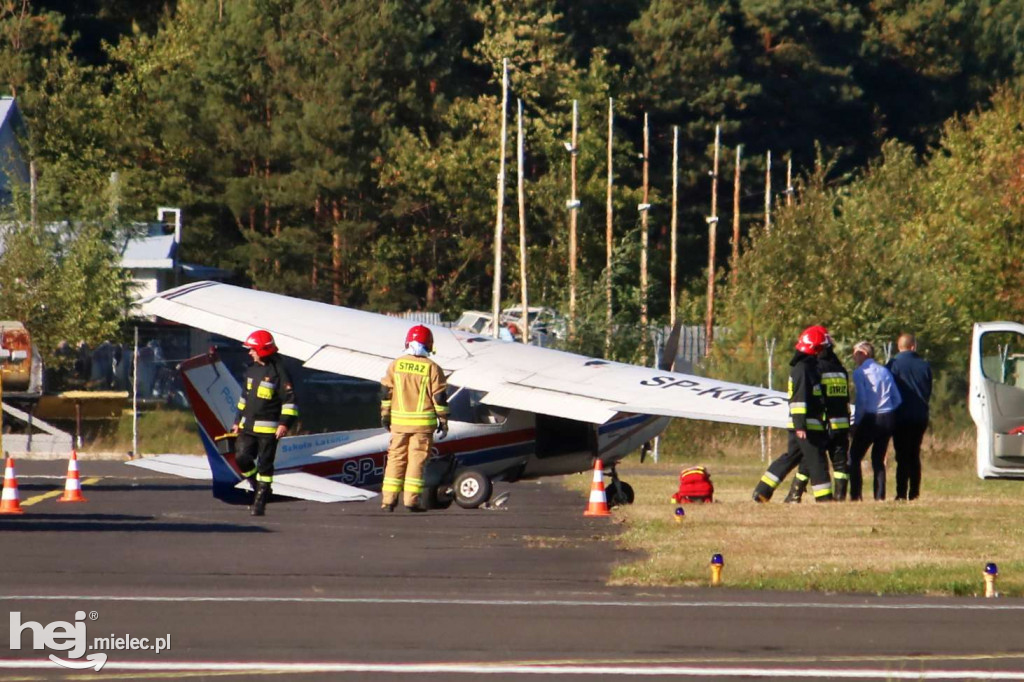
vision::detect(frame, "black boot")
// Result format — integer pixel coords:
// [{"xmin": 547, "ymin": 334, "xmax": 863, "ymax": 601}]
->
[
  {"xmin": 783, "ymin": 477, "xmax": 807, "ymax": 503},
  {"xmin": 251, "ymin": 482, "xmax": 271, "ymax": 516},
  {"xmin": 752, "ymin": 482, "xmax": 773, "ymax": 503},
  {"xmin": 834, "ymin": 478, "xmax": 848, "ymax": 502}
]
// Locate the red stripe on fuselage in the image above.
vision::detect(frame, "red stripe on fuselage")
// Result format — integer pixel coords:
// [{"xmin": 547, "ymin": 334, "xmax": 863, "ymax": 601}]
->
[
  {"xmin": 181, "ymin": 358, "xmax": 241, "ymax": 475},
  {"xmin": 284, "ymin": 427, "xmax": 536, "ymax": 479}
]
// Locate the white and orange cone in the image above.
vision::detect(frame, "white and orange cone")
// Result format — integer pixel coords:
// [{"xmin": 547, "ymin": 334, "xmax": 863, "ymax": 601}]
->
[
  {"xmin": 583, "ymin": 459, "xmax": 611, "ymax": 517},
  {"xmin": 0, "ymin": 456, "xmax": 24, "ymax": 514},
  {"xmin": 58, "ymin": 450, "xmax": 87, "ymax": 503}
]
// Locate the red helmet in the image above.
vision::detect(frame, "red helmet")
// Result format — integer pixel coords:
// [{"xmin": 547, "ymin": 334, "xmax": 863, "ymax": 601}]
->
[
  {"xmin": 405, "ymin": 325, "xmax": 434, "ymax": 352},
  {"xmin": 243, "ymin": 329, "xmax": 278, "ymax": 359},
  {"xmin": 806, "ymin": 324, "xmax": 834, "ymax": 348},
  {"xmin": 795, "ymin": 326, "xmax": 828, "ymax": 355}
]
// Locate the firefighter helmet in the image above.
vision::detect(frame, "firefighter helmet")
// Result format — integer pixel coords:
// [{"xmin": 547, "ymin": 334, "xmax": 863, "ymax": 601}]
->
[
  {"xmin": 405, "ymin": 325, "xmax": 434, "ymax": 352},
  {"xmin": 795, "ymin": 326, "xmax": 828, "ymax": 355},
  {"xmin": 806, "ymin": 324, "xmax": 834, "ymax": 348},
  {"xmin": 243, "ymin": 329, "xmax": 278, "ymax": 359}
]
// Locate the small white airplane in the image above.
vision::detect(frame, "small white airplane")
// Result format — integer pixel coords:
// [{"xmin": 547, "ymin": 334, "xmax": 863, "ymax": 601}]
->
[
  {"xmin": 129, "ymin": 281, "xmax": 788, "ymax": 509},
  {"xmin": 969, "ymin": 321, "xmax": 1024, "ymax": 479}
]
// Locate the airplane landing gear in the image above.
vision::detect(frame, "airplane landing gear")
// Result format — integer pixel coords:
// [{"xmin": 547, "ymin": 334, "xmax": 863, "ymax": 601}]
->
[
  {"xmin": 422, "ymin": 485, "xmax": 454, "ymax": 510},
  {"xmin": 605, "ymin": 468, "xmax": 635, "ymax": 508},
  {"xmin": 454, "ymin": 470, "xmax": 492, "ymax": 509}
]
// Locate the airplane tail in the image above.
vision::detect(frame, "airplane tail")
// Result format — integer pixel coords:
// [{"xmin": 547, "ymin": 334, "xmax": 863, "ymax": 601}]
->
[{"xmin": 178, "ymin": 351, "xmax": 249, "ymax": 503}]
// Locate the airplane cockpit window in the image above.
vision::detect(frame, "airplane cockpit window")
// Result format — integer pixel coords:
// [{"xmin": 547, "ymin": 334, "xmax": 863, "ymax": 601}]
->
[
  {"xmin": 980, "ymin": 331, "xmax": 1024, "ymax": 389},
  {"xmin": 445, "ymin": 386, "xmax": 509, "ymax": 425}
]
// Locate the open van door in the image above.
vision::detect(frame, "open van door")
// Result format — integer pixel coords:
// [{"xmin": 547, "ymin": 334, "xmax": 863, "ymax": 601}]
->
[{"xmin": 970, "ymin": 322, "xmax": 1024, "ymax": 478}]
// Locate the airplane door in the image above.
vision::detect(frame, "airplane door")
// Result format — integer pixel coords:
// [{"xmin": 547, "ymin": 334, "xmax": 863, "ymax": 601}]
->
[{"xmin": 970, "ymin": 322, "xmax": 1024, "ymax": 478}]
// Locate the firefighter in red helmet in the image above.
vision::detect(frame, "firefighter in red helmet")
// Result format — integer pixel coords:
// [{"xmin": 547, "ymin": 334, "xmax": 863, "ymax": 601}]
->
[
  {"xmin": 379, "ymin": 325, "xmax": 449, "ymax": 512},
  {"xmin": 231, "ymin": 329, "xmax": 298, "ymax": 516},
  {"xmin": 752, "ymin": 326, "xmax": 833, "ymax": 502},
  {"xmin": 784, "ymin": 325, "xmax": 852, "ymax": 502}
]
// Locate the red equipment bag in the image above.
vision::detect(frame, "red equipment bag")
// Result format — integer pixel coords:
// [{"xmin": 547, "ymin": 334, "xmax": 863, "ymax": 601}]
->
[{"xmin": 671, "ymin": 466, "xmax": 714, "ymax": 504}]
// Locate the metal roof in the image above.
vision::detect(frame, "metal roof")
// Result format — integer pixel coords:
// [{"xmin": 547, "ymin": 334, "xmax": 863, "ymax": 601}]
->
[{"xmin": 120, "ymin": 233, "xmax": 177, "ymax": 269}]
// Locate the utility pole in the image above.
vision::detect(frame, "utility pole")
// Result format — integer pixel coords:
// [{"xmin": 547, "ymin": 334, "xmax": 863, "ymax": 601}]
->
[
  {"xmin": 704, "ymin": 125, "xmax": 720, "ymax": 357},
  {"xmin": 731, "ymin": 145, "xmax": 742, "ymax": 290},
  {"xmin": 605, "ymin": 97, "xmax": 614, "ymax": 357},
  {"xmin": 670, "ymin": 126, "xmax": 679, "ymax": 327},
  {"xmin": 567, "ymin": 100, "xmax": 579, "ymax": 340},
  {"xmin": 492, "ymin": 58, "xmax": 509, "ymax": 338},
  {"xmin": 786, "ymin": 155, "xmax": 794, "ymax": 207},
  {"xmin": 516, "ymin": 99, "xmax": 530, "ymax": 344},
  {"xmin": 29, "ymin": 161, "xmax": 37, "ymax": 229},
  {"xmin": 132, "ymin": 326, "xmax": 139, "ymax": 459},
  {"xmin": 764, "ymin": 150, "xmax": 772, "ymax": 233},
  {"xmin": 639, "ymin": 112, "xmax": 650, "ymax": 364}
]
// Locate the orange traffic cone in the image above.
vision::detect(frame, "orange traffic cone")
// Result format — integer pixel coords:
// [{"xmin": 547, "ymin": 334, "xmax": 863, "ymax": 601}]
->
[
  {"xmin": 0, "ymin": 456, "xmax": 25, "ymax": 514},
  {"xmin": 58, "ymin": 450, "xmax": 87, "ymax": 503},
  {"xmin": 583, "ymin": 459, "xmax": 611, "ymax": 517}
]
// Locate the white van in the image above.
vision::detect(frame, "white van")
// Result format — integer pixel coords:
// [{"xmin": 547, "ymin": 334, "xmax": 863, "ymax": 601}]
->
[{"xmin": 969, "ymin": 321, "xmax": 1024, "ymax": 478}]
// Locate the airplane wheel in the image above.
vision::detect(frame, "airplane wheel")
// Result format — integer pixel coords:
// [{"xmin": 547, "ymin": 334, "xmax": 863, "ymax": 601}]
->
[
  {"xmin": 423, "ymin": 485, "xmax": 453, "ymax": 510},
  {"xmin": 454, "ymin": 471, "xmax": 492, "ymax": 509},
  {"xmin": 606, "ymin": 480, "xmax": 635, "ymax": 507}
]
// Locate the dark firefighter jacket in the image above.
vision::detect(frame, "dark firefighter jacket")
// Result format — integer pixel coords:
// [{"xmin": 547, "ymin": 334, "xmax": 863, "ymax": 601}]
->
[
  {"xmin": 234, "ymin": 355, "xmax": 298, "ymax": 435},
  {"xmin": 818, "ymin": 348, "xmax": 851, "ymax": 433},
  {"xmin": 787, "ymin": 352, "xmax": 825, "ymax": 432}
]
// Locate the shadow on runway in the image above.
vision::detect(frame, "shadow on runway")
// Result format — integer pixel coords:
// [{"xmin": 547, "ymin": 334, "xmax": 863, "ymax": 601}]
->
[
  {"xmin": 0, "ymin": 513, "xmax": 269, "ymax": 533},
  {"xmin": 17, "ymin": 482, "xmax": 210, "ymax": 493}
]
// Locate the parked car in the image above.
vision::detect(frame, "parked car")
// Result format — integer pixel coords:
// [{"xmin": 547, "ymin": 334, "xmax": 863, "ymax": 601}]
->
[
  {"xmin": 500, "ymin": 306, "xmax": 566, "ymax": 344},
  {"xmin": 453, "ymin": 310, "xmax": 515, "ymax": 342}
]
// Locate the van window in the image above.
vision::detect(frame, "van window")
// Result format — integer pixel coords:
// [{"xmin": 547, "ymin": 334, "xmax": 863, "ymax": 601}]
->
[{"xmin": 980, "ymin": 331, "xmax": 1024, "ymax": 389}]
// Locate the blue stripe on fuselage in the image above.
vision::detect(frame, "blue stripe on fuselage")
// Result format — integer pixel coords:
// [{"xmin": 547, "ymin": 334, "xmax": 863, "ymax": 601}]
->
[
  {"xmin": 198, "ymin": 427, "xmax": 242, "ymax": 487},
  {"xmin": 453, "ymin": 439, "xmax": 535, "ymax": 468}
]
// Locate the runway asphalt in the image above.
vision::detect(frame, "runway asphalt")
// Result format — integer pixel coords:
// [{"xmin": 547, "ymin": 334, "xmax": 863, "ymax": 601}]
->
[{"xmin": 1, "ymin": 458, "xmax": 1023, "ymax": 681}]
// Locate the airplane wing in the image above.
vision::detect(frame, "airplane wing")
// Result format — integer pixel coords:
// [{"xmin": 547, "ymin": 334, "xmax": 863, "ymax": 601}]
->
[
  {"xmin": 141, "ymin": 282, "xmax": 788, "ymax": 429},
  {"xmin": 127, "ymin": 455, "xmax": 378, "ymax": 502},
  {"xmin": 255, "ymin": 471, "xmax": 377, "ymax": 503},
  {"xmin": 126, "ymin": 454, "xmax": 213, "ymax": 480}
]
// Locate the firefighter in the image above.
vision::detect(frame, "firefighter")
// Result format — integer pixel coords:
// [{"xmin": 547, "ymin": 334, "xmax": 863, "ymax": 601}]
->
[
  {"xmin": 231, "ymin": 329, "xmax": 298, "ymax": 516},
  {"xmin": 752, "ymin": 326, "xmax": 834, "ymax": 503},
  {"xmin": 380, "ymin": 325, "xmax": 449, "ymax": 512},
  {"xmin": 783, "ymin": 326, "xmax": 851, "ymax": 502}
]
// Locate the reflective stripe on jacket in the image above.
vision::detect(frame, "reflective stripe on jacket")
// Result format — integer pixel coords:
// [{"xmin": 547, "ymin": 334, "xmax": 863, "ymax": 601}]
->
[
  {"xmin": 235, "ymin": 355, "xmax": 298, "ymax": 435},
  {"xmin": 381, "ymin": 355, "xmax": 448, "ymax": 434},
  {"xmin": 787, "ymin": 352, "xmax": 825, "ymax": 432},
  {"xmin": 818, "ymin": 349, "xmax": 851, "ymax": 432}
]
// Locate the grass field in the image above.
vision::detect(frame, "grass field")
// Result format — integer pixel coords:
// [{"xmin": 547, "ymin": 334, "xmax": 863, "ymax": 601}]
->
[
  {"xmin": 86, "ymin": 407, "xmax": 203, "ymax": 456},
  {"xmin": 566, "ymin": 418, "xmax": 1024, "ymax": 598}
]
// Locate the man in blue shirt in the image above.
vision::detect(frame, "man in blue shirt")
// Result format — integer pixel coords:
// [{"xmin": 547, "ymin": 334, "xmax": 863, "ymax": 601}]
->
[
  {"xmin": 849, "ymin": 341, "xmax": 901, "ymax": 501},
  {"xmin": 887, "ymin": 333, "xmax": 932, "ymax": 501}
]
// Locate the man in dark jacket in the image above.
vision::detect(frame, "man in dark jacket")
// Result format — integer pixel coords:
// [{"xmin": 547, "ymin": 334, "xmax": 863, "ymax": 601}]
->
[
  {"xmin": 231, "ymin": 329, "xmax": 298, "ymax": 516},
  {"xmin": 753, "ymin": 327, "xmax": 834, "ymax": 503},
  {"xmin": 887, "ymin": 333, "xmax": 932, "ymax": 500}
]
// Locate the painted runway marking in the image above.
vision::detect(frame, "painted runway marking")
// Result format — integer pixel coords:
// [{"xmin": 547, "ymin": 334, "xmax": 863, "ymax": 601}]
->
[
  {"xmin": 1, "ymin": 594, "xmax": 1023, "ymax": 611},
  {"xmin": 20, "ymin": 477, "xmax": 101, "ymax": 507},
  {"xmin": 1, "ymin": 660, "xmax": 1024, "ymax": 678}
]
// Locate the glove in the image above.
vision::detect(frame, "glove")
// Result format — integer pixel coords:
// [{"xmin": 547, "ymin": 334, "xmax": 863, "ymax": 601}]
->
[
  {"xmin": 436, "ymin": 420, "xmax": 448, "ymax": 441},
  {"xmin": 381, "ymin": 415, "xmax": 391, "ymax": 431}
]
